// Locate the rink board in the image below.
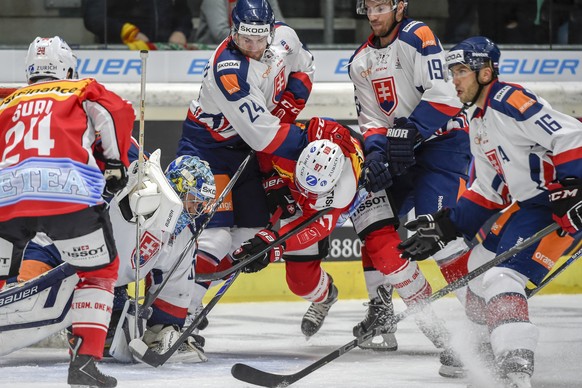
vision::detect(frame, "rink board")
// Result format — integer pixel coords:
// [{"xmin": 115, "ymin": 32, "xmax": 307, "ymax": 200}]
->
[{"xmin": 204, "ymin": 253, "xmax": 582, "ymax": 303}]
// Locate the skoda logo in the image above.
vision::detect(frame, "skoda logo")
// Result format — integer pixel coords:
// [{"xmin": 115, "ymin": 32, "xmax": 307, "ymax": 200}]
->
[{"xmin": 305, "ymin": 174, "xmax": 318, "ymax": 187}]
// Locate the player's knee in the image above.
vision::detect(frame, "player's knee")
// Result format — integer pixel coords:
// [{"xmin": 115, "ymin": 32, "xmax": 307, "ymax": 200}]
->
[
  {"xmin": 365, "ymin": 226, "xmax": 405, "ymax": 274},
  {"xmin": 17, "ymin": 259, "xmax": 54, "ymax": 282},
  {"xmin": 197, "ymin": 227, "xmax": 233, "ymax": 260},
  {"xmin": 285, "ymin": 261, "xmax": 321, "ymax": 296},
  {"xmin": 482, "ymin": 267, "xmax": 528, "ymax": 302},
  {"xmin": 77, "ymin": 258, "xmax": 119, "ymax": 291}
]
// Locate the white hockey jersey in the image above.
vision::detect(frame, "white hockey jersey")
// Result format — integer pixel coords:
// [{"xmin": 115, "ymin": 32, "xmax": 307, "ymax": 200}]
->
[
  {"xmin": 348, "ymin": 19, "xmax": 463, "ymax": 142},
  {"xmin": 452, "ymin": 80, "xmax": 582, "ymax": 234},
  {"xmin": 179, "ymin": 23, "xmax": 315, "ymax": 160}
]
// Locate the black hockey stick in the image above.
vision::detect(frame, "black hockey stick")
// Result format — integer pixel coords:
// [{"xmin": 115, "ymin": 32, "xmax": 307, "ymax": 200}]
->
[
  {"xmin": 130, "ymin": 208, "xmax": 331, "ymax": 367},
  {"xmin": 129, "ymin": 270, "xmax": 240, "ymax": 366},
  {"xmin": 195, "ymin": 207, "xmax": 332, "ymax": 282},
  {"xmin": 231, "ymin": 222, "xmax": 560, "ymax": 387}
]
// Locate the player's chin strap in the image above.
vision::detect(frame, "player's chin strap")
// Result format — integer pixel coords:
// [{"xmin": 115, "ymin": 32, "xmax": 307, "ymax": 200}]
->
[{"xmin": 230, "ymin": 223, "xmax": 562, "ymax": 387}]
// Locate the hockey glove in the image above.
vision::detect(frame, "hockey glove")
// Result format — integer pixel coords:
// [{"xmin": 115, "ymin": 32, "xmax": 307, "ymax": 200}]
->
[
  {"xmin": 233, "ymin": 229, "xmax": 285, "ymax": 273},
  {"xmin": 387, "ymin": 117, "xmax": 421, "ymax": 176},
  {"xmin": 362, "ymin": 151, "xmax": 393, "ymax": 193},
  {"xmin": 398, "ymin": 208, "xmax": 460, "ymax": 261},
  {"xmin": 263, "ymin": 172, "xmax": 297, "ymax": 219},
  {"xmin": 104, "ymin": 159, "xmax": 129, "ymax": 199},
  {"xmin": 307, "ymin": 117, "xmax": 356, "ymax": 156},
  {"xmin": 273, "ymin": 90, "xmax": 305, "ymax": 124},
  {"xmin": 549, "ymin": 178, "xmax": 582, "ymax": 234}
]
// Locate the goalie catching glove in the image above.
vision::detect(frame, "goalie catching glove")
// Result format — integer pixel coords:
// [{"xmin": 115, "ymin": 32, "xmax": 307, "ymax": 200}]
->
[
  {"xmin": 263, "ymin": 172, "xmax": 297, "ymax": 219},
  {"xmin": 549, "ymin": 178, "xmax": 582, "ymax": 234},
  {"xmin": 233, "ymin": 229, "xmax": 285, "ymax": 273},
  {"xmin": 398, "ymin": 208, "xmax": 461, "ymax": 261}
]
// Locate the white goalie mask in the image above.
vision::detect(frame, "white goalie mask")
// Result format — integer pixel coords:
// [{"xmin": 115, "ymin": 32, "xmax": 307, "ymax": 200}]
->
[
  {"xmin": 25, "ymin": 36, "xmax": 78, "ymax": 83},
  {"xmin": 295, "ymin": 139, "xmax": 346, "ymax": 200}
]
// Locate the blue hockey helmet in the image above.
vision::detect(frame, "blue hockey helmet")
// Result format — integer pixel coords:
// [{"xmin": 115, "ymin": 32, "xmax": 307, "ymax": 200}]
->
[
  {"xmin": 231, "ymin": 0, "xmax": 275, "ymax": 45},
  {"xmin": 446, "ymin": 36, "xmax": 500, "ymax": 76},
  {"xmin": 165, "ymin": 155, "xmax": 216, "ymax": 218}
]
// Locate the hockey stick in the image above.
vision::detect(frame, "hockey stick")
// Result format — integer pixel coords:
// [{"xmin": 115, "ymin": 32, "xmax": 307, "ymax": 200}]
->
[
  {"xmin": 129, "ymin": 207, "xmax": 306, "ymax": 367},
  {"xmin": 133, "ymin": 49, "xmax": 149, "ymax": 337},
  {"xmin": 526, "ymin": 240, "xmax": 582, "ymax": 298},
  {"xmin": 129, "ymin": 270, "xmax": 240, "ymax": 366},
  {"xmin": 231, "ymin": 222, "xmax": 560, "ymax": 387},
  {"xmin": 195, "ymin": 207, "xmax": 333, "ymax": 282},
  {"xmin": 140, "ymin": 150, "xmax": 255, "ymax": 314}
]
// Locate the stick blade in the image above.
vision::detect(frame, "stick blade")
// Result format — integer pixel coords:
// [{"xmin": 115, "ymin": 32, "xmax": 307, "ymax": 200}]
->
[
  {"xmin": 231, "ymin": 363, "xmax": 294, "ymax": 387},
  {"xmin": 129, "ymin": 338, "xmax": 166, "ymax": 367}
]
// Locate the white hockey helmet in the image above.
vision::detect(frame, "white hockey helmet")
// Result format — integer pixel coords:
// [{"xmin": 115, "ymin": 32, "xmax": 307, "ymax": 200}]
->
[
  {"xmin": 25, "ymin": 36, "xmax": 78, "ymax": 83},
  {"xmin": 295, "ymin": 139, "xmax": 346, "ymax": 199}
]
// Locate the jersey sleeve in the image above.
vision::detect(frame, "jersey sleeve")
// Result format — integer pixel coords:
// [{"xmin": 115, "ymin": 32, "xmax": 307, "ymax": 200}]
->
[
  {"xmin": 281, "ymin": 207, "xmax": 343, "ymax": 252},
  {"xmin": 497, "ymin": 87, "xmax": 582, "ymax": 181},
  {"xmin": 210, "ymin": 55, "xmax": 308, "ymax": 160},
  {"xmin": 82, "ymin": 80, "xmax": 135, "ymax": 167},
  {"xmin": 398, "ymin": 22, "xmax": 462, "ymax": 138}
]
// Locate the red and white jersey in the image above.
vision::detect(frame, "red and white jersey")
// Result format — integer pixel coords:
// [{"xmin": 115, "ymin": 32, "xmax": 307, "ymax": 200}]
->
[
  {"xmin": 179, "ymin": 23, "xmax": 314, "ymax": 159},
  {"xmin": 348, "ymin": 19, "xmax": 462, "ymax": 140},
  {"xmin": 259, "ymin": 141, "xmax": 364, "ymax": 252},
  {"xmin": 0, "ymin": 78, "xmax": 134, "ymax": 222},
  {"xmin": 462, "ymin": 80, "xmax": 582, "ymax": 208}
]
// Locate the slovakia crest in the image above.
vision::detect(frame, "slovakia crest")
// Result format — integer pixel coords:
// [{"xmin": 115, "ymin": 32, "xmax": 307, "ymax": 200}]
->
[
  {"xmin": 372, "ymin": 77, "xmax": 398, "ymax": 116},
  {"xmin": 131, "ymin": 231, "xmax": 161, "ymax": 269},
  {"xmin": 272, "ymin": 67, "xmax": 287, "ymax": 104}
]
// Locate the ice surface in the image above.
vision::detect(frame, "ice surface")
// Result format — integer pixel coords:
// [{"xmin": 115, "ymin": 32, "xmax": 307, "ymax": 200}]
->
[{"xmin": 1, "ymin": 295, "xmax": 581, "ymax": 388}]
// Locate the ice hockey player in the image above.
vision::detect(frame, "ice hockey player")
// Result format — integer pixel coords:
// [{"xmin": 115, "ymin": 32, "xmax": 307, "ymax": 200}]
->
[
  {"xmin": 400, "ymin": 36, "xmax": 582, "ymax": 388},
  {"xmin": 347, "ymin": 0, "xmax": 471, "ymax": 374},
  {"xmin": 177, "ymin": 0, "xmax": 356, "ymax": 323},
  {"xmin": 233, "ymin": 134, "xmax": 363, "ymax": 337},
  {"xmin": 0, "ymin": 151, "xmax": 217, "ymax": 366},
  {"xmin": 0, "ymin": 36, "xmax": 134, "ymax": 387}
]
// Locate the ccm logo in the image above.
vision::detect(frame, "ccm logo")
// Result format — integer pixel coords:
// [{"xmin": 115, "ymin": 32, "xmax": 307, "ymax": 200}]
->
[{"xmin": 550, "ymin": 188, "xmax": 579, "ymax": 201}]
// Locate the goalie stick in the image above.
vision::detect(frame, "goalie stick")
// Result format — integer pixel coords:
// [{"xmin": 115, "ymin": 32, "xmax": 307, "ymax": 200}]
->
[
  {"xmin": 130, "ymin": 207, "xmax": 332, "ymax": 366},
  {"xmin": 138, "ymin": 150, "xmax": 255, "ymax": 315},
  {"xmin": 231, "ymin": 222, "xmax": 560, "ymax": 387}
]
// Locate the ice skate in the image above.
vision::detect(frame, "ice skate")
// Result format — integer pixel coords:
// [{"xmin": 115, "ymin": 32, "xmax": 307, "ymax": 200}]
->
[
  {"xmin": 68, "ymin": 335, "xmax": 117, "ymax": 388},
  {"xmin": 439, "ymin": 347, "xmax": 465, "ymax": 378},
  {"xmin": 184, "ymin": 302, "xmax": 209, "ymax": 331},
  {"xmin": 301, "ymin": 282, "xmax": 338, "ymax": 337},
  {"xmin": 498, "ymin": 349, "xmax": 534, "ymax": 388},
  {"xmin": 143, "ymin": 324, "xmax": 208, "ymax": 363},
  {"xmin": 353, "ymin": 285, "xmax": 397, "ymax": 351}
]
